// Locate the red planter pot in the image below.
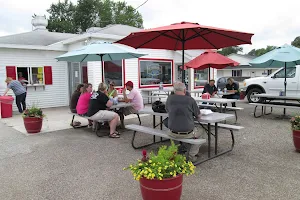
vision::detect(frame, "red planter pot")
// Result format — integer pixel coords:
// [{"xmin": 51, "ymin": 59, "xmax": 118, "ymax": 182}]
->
[
  {"xmin": 240, "ymin": 91, "xmax": 245, "ymax": 100},
  {"xmin": 23, "ymin": 117, "xmax": 43, "ymax": 134},
  {"xmin": 293, "ymin": 130, "xmax": 300, "ymax": 152},
  {"xmin": 139, "ymin": 174, "xmax": 183, "ymax": 200}
]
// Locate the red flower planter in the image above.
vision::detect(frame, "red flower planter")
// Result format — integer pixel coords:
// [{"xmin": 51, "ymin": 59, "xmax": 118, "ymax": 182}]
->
[
  {"xmin": 23, "ymin": 117, "xmax": 43, "ymax": 134},
  {"xmin": 139, "ymin": 174, "xmax": 183, "ymax": 200},
  {"xmin": 293, "ymin": 130, "xmax": 300, "ymax": 152},
  {"xmin": 240, "ymin": 91, "xmax": 245, "ymax": 100}
]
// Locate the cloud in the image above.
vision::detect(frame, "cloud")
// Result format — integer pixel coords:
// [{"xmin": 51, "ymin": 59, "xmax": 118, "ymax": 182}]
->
[{"xmin": 0, "ymin": 0, "xmax": 300, "ymax": 53}]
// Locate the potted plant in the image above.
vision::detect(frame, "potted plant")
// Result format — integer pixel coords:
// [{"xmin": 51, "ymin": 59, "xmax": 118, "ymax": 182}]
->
[
  {"xmin": 22, "ymin": 105, "xmax": 45, "ymax": 134},
  {"xmin": 239, "ymin": 89, "xmax": 245, "ymax": 100},
  {"xmin": 290, "ymin": 115, "xmax": 300, "ymax": 152},
  {"xmin": 124, "ymin": 141, "xmax": 196, "ymax": 200}
]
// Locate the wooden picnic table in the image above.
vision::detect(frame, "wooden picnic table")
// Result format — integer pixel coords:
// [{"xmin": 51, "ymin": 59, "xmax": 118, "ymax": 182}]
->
[{"xmin": 138, "ymin": 108, "xmax": 235, "ymax": 158}]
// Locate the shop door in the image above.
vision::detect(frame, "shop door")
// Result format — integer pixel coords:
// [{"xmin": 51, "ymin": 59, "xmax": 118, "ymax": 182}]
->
[{"xmin": 68, "ymin": 62, "xmax": 82, "ymax": 98}]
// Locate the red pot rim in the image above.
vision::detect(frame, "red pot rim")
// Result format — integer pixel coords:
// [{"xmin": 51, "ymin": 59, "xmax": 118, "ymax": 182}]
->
[{"xmin": 140, "ymin": 174, "xmax": 183, "ymax": 181}]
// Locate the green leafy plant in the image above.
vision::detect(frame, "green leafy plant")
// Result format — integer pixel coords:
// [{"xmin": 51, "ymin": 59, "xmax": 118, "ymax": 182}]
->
[
  {"xmin": 124, "ymin": 141, "xmax": 196, "ymax": 181},
  {"xmin": 290, "ymin": 115, "xmax": 300, "ymax": 130},
  {"xmin": 22, "ymin": 105, "xmax": 45, "ymax": 118}
]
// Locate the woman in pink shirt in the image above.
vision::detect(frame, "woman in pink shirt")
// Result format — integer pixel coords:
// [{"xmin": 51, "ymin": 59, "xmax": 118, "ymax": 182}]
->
[{"xmin": 76, "ymin": 83, "xmax": 93, "ymax": 126}]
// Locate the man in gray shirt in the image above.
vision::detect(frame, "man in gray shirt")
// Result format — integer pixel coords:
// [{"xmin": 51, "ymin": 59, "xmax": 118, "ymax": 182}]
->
[
  {"xmin": 3, "ymin": 77, "xmax": 27, "ymax": 113},
  {"xmin": 165, "ymin": 81, "xmax": 202, "ymax": 162}
]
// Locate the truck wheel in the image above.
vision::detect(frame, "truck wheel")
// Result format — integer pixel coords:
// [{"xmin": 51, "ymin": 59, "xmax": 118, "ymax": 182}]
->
[{"xmin": 247, "ymin": 88, "xmax": 263, "ymax": 103}]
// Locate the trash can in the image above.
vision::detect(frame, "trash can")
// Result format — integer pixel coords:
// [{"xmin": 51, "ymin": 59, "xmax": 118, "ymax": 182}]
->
[{"xmin": 0, "ymin": 96, "xmax": 14, "ymax": 118}]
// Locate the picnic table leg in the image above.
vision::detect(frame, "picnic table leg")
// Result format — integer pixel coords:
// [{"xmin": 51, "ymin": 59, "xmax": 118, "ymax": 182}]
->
[
  {"xmin": 153, "ymin": 115, "xmax": 156, "ymax": 143},
  {"xmin": 214, "ymin": 122, "xmax": 218, "ymax": 155},
  {"xmin": 119, "ymin": 112, "xmax": 125, "ymax": 129},
  {"xmin": 160, "ymin": 116, "xmax": 163, "ymax": 142},
  {"xmin": 208, "ymin": 123, "xmax": 211, "ymax": 158}
]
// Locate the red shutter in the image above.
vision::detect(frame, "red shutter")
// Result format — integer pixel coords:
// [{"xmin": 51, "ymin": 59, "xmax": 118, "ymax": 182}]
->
[
  {"xmin": 44, "ymin": 66, "xmax": 53, "ymax": 85},
  {"xmin": 6, "ymin": 66, "xmax": 16, "ymax": 80},
  {"xmin": 82, "ymin": 66, "xmax": 88, "ymax": 84}
]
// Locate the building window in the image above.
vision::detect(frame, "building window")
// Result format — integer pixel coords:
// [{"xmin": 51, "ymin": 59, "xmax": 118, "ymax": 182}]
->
[
  {"xmin": 232, "ymin": 70, "xmax": 242, "ymax": 77},
  {"xmin": 17, "ymin": 67, "xmax": 44, "ymax": 85},
  {"xmin": 139, "ymin": 59, "xmax": 173, "ymax": 87},
  {"xmin": 194, "ymin": 68, "xmax": 208, "ymax": 88},
  {"xmin": 103, "ymin": 60, "xmax": 124, "ymax": 87}
]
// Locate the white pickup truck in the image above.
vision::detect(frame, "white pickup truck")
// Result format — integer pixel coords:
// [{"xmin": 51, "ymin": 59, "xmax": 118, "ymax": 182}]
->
[{"xmin": 242, "ymin": 66, "xmax": 297, "ymax": 103}]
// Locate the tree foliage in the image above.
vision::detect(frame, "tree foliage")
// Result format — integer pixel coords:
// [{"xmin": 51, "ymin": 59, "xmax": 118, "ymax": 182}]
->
[
  {"xmin": 291, "ymin": 36, "xmax": 300, "ymax": 48},
  {"xmin": 247, "ymin": 46, "xmax": 277, "ymax": 56},
  {"xmin": 46, "ymin": 0, "xmax": 143, "ymax": 33},
  {"xmin": 217, "ymin": 46, "xmax": 243, "ymax": 56}
]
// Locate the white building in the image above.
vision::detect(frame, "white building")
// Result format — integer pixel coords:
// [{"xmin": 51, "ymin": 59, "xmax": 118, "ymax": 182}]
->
[
  {"xmin": 216, "ymin": 53, "xmax": 279, "ymax": 82},
  {"xmin": 0, "ymin": 16, "xmax": 215, "ymax": 111}
]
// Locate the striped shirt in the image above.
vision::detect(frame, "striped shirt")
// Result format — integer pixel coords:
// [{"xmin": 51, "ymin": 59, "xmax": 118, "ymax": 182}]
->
[{"xmin": 8, "ymin": 80, "xmax": 26, "ymax": 95}]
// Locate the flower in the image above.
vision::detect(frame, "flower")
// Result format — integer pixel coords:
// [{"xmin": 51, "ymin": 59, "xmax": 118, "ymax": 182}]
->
[
  {"xmin": 291, "ymin": 115, "xmax": 300, "ymax": 131},
  {"xmin": 124, "ymin": 141, "xmax": 196, "ymax": 181}
]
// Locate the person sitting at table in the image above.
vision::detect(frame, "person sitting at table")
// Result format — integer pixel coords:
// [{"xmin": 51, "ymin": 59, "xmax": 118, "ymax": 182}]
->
[
  {"xmin": 164, "ymin": 81, "xmax": 202, "ymax": 162},
  {"xmin": 107, "ymin": 81, "xmax": 117, "ymax": 98},
  {"xmin": 203, "ymin": 80, "xmax": 217, "ymax": 97},
  {"xmin": 70, "ymin": 84, "xmax": 84, "ymax": 113},
  {"xmin": 222, "ymin": 77, "xmax": 240, "ymax": 107},
  {"xmin": 76, "ymin": 83, "xmax": 93, "ymax": 127},
  {"xmin": 120, "ymin": 81, "xmax": 144, "ymax": 115},
  {"xmin": 70, "ymin": 83, "xmax": 84, "ymax": 126},
  {"xmin": 87, "ymin": 82, "xmax": 120, "ymax": 138},
  {"xmin": 107, "ymin": 81, "xmax": 119, "ymax": 105}
]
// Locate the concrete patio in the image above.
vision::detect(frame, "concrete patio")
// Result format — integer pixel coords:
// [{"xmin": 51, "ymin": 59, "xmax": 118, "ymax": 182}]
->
[{"xmin": 0, "ymin": 102, "xmax": 299, "ymax": 200}]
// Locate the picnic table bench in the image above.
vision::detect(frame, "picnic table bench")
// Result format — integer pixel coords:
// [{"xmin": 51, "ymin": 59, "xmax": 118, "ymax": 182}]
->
[
  {"xmin": 250, "ymin": 94, "xmax": 300, "ymax": 118},
  {"xmin": 126, "ymin": 108, "xmax": 243, "ymax": 165}
]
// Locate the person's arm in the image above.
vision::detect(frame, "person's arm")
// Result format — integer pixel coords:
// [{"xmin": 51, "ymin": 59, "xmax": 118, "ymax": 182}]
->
[
  {"xmin": 191, "ymin": 99, "xmax": 201, "ymax": 120},
  {"xmin": 106, "ymin": 99, "xmax": 113, "ymax": 108},
  {"xmin": 123, "ymin": 89, "xmax": 133, "ymax": 103},
  {"xmin": 212, "ymin": 86, "xmax": 218, "ymax": 96},
  {"xmin": 228, "ymin": 83, "xmax": 239, "ymax": 93},
  {"xmin": 3, "ymin": 88, "xmax": 10, "ymax": 96},
  {"xmin": 113, "ymin": 90, "xmax": 118, "ymax": 98},
  {"xmin": 202, "ymin": 85, "xmax": 207, "ymax": 94}
]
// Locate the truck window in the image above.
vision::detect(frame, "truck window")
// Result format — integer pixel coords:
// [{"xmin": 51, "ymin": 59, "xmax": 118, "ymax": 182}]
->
[{"xmin": 274, "ymin": 67, "xmax": 296, "ymax": 78}]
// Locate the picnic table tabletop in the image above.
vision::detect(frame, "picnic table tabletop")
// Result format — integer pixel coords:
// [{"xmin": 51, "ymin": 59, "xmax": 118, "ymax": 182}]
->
[
  {"xmin": 253, "ymin": 94, "xmax": 300, "ymax": 100},
  {"xmin": 140, "ymin": 88, "xmax": 174, "ymax": 92},
  {"xmin": 193, "ymin": 97, "xmax": 237, "ymax": 104},
  {"xmin": 138, "ymin": 108, "xmax": 234, "ymax": 123},
  {"xmin": 110, "ymin": 102, "xmax": 134, "ymax": 109},
  {"xmin": 216, "ymin": 91, "xmax": 235, "ymax": 96}
]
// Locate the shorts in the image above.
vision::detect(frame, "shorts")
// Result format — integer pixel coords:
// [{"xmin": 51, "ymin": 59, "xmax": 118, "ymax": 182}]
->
[{"xmin": 90, "ymin": 110, "xmax": 117, "ymax": 121}]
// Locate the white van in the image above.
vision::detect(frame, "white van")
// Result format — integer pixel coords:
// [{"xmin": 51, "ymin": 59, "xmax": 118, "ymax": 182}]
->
[{"xmin": 242, "ymin": 66, "xmax": 297, "ymax": 102}]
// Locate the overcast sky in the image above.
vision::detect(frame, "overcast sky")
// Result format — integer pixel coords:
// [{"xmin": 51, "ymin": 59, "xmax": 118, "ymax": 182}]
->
[{"xmin": 0, "ymin": 0, "xmax": 299, "ymax": 53}]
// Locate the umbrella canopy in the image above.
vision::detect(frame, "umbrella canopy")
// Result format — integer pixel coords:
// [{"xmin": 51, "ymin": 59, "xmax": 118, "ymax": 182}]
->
[
  {"xmin": 249, "ymin": 44, "xmax": 300, "ymax": 67},
  {"xmin": 116, "ymin": 21, "xmax": 254, "ymax": 83},
  {"xmin": 249, "ymin": 44, "xmax": 300, "ymax": 94},
  {"xmin": 184, "ymin": 50, "xmax": 239, "ymax": 69},
  {"xmin": 183, "ymin": 50, "xmax": 239, "ymax": 79},
  {"xmin": 56, "ymin": 41, "xmax": 146, "ymax": 62}
]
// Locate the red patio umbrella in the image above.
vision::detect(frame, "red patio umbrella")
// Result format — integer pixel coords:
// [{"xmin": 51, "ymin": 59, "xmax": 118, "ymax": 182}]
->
[
  {"xmin": 116, "ymin": 22, "xmax": 253, "ymax": 83},
  {"xmin": 183, "ymin": 50, "xmax": 240, "ymax": 79}
]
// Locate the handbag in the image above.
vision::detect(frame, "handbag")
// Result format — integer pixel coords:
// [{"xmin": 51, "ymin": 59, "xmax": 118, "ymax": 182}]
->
[{"xmin": 152, "ymin": 100, "xmax": 167, "ymax": 113}]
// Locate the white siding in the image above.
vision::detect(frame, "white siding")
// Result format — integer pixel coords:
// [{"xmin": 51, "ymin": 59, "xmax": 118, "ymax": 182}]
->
[
  {"xmin": 87, "ymin": 61, "xmax": 102, "ymax": 91},
  {"xmin": 0, "ymin": 49, "xmax": 69, "ymax": 111}
]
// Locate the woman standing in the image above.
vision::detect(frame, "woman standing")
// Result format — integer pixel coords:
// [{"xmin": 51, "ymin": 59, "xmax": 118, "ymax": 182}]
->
[{"xmin": 3, "ymin": 77, "xmax": 27, "ymax": 113}]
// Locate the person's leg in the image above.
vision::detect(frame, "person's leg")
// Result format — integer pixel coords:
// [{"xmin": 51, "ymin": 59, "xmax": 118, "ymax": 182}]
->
[
  {"xmin": 109, "ymin": 113, "xmax": 119, "ymax": 135},
  {"xmin": 20, "ymin": 93, "xmax": 26, "ymax": 111},
  {"xmin": 15, "ymin": 94, "xmax": 23, "ymax": 113}
]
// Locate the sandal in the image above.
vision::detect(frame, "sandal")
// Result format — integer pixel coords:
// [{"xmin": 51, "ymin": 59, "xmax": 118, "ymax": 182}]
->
[
  {"xmin": 115, "ymin": 131, "xmax": 121, "ymax": 135},
  {"xmin": 109, "ymin": 133, "xmax": 120, "ymax": 138}
]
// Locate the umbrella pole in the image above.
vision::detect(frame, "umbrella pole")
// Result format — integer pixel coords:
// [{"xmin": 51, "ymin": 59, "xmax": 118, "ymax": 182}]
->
[
  {"xmin": 182, "ymin": 43, "xmax": 185, "ymax": 84},
  {"xmin": 101, "ymin": 54, "xmax": 105, "ymax": 84},
  {"xmin": 208, "ymin": 64, "xmax": 211, "ymax": 80},
  {"xmin": 284, "ymin": 62, "xmax": 287, "ymax": 95}
]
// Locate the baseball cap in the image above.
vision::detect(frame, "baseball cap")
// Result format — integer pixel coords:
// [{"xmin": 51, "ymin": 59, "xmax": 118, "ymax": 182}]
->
[{"xmin": 125, "ymin": 81, "xmax": 134, "ymax": 87}]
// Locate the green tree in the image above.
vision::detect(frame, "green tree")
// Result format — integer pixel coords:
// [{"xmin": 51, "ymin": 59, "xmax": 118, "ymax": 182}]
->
[
  {"xmin": 47, "ymin": 0, "xmax": 77, "ymax": 33},
  {"xmin": 291, "ymin": 36, "xmax": 300, "ymax": 48},
  {"xmin": 112, "ymin": 1, "xmax": 143, "ymax": 28},
  {"xmin": 247, "ymin": 46, "xmax": 277, "ymax": 56},
  {"xmin": 73, "ymin": 0, "xmax": 99, "ymax": 33},
  {"xmin": 217, "ymin": 46, "xmax": 243, "ymax": 56},
  {"xmin": 46, "ymin": 0, "xmax": 143, "ymax": 33}
]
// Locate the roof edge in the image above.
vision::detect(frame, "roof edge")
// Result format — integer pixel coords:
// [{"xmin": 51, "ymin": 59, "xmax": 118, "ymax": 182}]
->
[
  {"xmin": 0, "ymin": 43, "xmax": 68, "ymax": 51},
  {"xmin": 61, "ymin": 33, "xmax": 124, "ymax": 45}
]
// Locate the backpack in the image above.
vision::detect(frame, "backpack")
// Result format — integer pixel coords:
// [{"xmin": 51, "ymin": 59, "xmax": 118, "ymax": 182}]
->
[{"xmin": 152, "ymin": 100, "xmax": 167, "ymax": 113}]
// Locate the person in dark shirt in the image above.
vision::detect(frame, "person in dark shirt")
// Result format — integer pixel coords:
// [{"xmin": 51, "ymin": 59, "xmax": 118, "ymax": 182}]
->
[
  {"xmin": 222, "ymin": 78, "xmax": 240, "ymax": 107},
  {"xmin": 203, "ymin": 80, "xmax": 217, "ymax": 97},
  {"xmin": 70, "ymin": 84, "xmax": 84, "ymax": 113},
  {"xmin": 87, "ymin": 83, "xmax": 120, "ymax": 138}
]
